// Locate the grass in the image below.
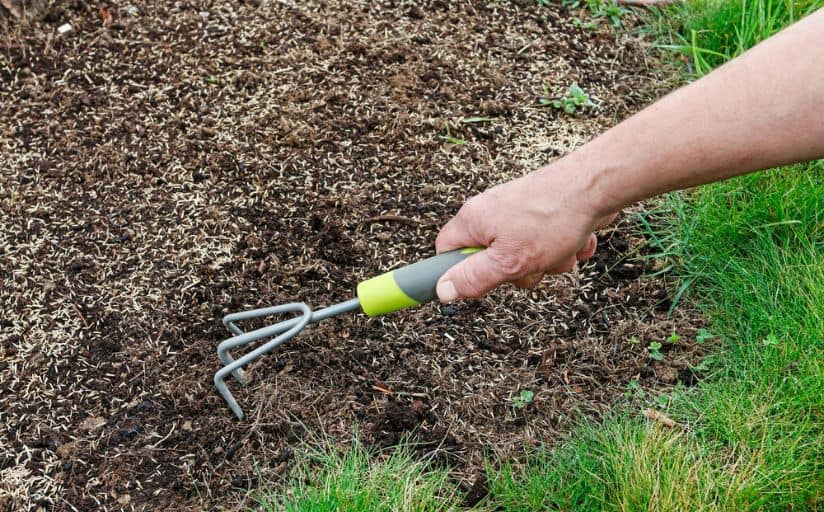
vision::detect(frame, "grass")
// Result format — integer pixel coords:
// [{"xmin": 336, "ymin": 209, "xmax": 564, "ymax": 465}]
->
[
  {"xmin": 258, "ymin": 2, "xmax": 824, "ymax": 510},
  {"xmin": 657, "ymin": 166, "xmax": 824, "ymax": 509},
  {"xmin": 255, "ymin": 436, "xmax": 464, "ymax": 511},
  {"xmin": 650, "ymin": 0, "xmax": 823, "ymax": 74}
]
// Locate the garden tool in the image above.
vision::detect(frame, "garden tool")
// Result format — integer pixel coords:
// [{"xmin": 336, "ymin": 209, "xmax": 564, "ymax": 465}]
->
[{"xmin": 214, "ymin": 248, "xmax": 481, "ymax": 420}]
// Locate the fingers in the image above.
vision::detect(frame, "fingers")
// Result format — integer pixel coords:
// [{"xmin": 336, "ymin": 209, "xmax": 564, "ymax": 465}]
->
[
  {"xmin": 575, "ymin": 233, "xmax": 598, "ymax": 261},
  {"xmin": 436, "ymin": 248, "xmax": 515, "ymax": 302},
  {"xmin": 545, "ymin": 255, "xmax": 577, "ymax": 275},
  {"xmin": 596, "ymin": 212, "xmax": 619, "ymax": 229},
  {"xmin": 514, "ymin": 272, "xmax": 544, "ymax": 289},
  {"xmin": 435, "ymin": 210, "xmax": 479, "ymax": 255}
]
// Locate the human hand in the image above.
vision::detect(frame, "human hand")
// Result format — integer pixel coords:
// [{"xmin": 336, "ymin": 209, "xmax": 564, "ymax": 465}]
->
[{"xmin": 435, "ymin": 161, "xmax": 617, "ymax": 302}]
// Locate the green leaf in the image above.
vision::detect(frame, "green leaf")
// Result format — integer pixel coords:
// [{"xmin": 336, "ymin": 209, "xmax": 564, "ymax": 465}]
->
[
  {"xmin": 695, "ymin": 328, "xmax": 713, "ymax": 344},
  {"xmin": 763, "ymin": 333, "xmax": 780, "ymax": 347},
  {"xmin": 691, "ymin": 358, "xmax": 711, "ymax": 372},
  {"xmin": 569, "ymin": 83, "xmax": 585, "ymax": 96},
  {"xmin": 667, "ymin": 333, "xmax": 682, "ymax": 344}
]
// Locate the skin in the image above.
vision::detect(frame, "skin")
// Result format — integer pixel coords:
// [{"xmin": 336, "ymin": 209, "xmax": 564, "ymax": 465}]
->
[{"xmin": 435, "ymin": 8, "xmax": 824, "ymax": 302}]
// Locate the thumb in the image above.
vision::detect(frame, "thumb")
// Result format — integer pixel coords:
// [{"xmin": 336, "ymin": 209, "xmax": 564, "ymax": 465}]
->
[{"xmin": 436, "ymin": 248, "xmax": 512, "ymax": 302}]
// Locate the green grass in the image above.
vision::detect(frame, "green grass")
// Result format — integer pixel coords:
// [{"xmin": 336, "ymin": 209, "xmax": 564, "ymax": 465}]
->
[
  {"xmin": 255, "ymin": 437, "xmax": 464, "ymax": 511},
  {"xmin": 656, "ymin": 166, "xmax": 824, "ymax": 509},
  {"xmin": 651, "ymin": 0, "xmax": 824, "ymax": 74},
  {"xmin": 257, "ymin": 2, "xmax": 823, "ymax": 510},
  {"xmin": 487, "ymin": 417, "xmax": 723, "ymax": 511}
]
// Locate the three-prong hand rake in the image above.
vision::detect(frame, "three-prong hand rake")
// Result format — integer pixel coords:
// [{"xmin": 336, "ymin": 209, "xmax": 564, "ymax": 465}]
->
[{"xmin": 214, "ymin": 248, "xmax": 480, "ymax": 420}]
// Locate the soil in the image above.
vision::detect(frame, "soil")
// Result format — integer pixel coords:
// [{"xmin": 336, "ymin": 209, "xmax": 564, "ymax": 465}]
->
[{"xmin": 1, "ymin": 1, "xmax": 701, "ymax": 510}]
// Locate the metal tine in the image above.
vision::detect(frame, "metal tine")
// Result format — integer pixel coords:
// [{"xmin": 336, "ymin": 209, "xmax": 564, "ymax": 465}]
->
[
  {"xmin": 218, "ymin": 303, "xmax": 311, "ymax": 384},
  {"xmin": 215, "ymin": 303, "xmax": 312, "ymax": 420},
  {"xmin": 214, "ymin": 298, "xmax": 361, "ymax": 420},
  {"xmin": 222, "ymin": 303, "xmax": 309, "ymax": 336}
]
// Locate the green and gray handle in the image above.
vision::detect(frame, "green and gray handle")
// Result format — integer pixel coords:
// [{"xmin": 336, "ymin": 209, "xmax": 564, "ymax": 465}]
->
[{"xmin": 356, "ymin": 247, "xmax": 482, "ymax": 317}]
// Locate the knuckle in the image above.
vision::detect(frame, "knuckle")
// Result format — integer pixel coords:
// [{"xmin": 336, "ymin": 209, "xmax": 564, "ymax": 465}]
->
[
  {"xmin": 459, "ymin": 195, "xmax": 485, "ymax": 218},
  {"xmin": 488, "ymin": 248, "xmax": 530, "ymax": 278}
]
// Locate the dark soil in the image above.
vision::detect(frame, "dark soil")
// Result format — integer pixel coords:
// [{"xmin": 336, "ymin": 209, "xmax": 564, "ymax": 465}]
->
[{"xmin": 1, "ymin": 1, "xmax": 699, "ymax": 510}]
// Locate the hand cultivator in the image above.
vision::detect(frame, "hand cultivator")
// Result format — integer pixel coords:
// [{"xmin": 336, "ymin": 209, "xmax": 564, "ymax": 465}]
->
[{"xmin": 214, "ymin": 248, "xmax": 480, "ymax": 419}]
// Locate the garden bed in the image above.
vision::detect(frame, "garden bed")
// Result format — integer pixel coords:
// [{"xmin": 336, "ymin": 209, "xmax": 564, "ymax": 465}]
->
[{"xmin": 1, "ymin": 1, "xmax": 703, "ymax": 510}]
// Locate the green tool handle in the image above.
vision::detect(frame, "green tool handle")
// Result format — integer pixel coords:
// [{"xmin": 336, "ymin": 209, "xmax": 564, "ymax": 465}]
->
[{"xmin": 356, "ymin": 248, "xmax": 483, "ymax": 317}]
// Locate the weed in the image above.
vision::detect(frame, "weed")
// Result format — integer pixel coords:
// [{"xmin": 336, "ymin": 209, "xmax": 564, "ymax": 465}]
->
[
  {"xmin": 762, "ymin": 333, "xmax": 780, "ymax": 347},
  {"xmin": 695, "ymin": 328, "xmax": 713, "ymax": 344},
  {"xmin": 588, "ymin": 0, "xmax": 628, "ymax": 27},
  {"xmin": 625, "ymin": 379, "xmax": 645, "ymax": 399},
  {"xmin": 690, "ymin": 356, "xmax": 713, "ymax": 372},
  {"xmin": 512, "ymin": 389, "xmax": 535, "ymax": 410},
  {"xmin": 540, "ymin": 83, "xmax": 594, "ymax": 114},
  {"xmin": 647, "ymin": 341, "xmax": 664, "ymax": 361},
  {"xmin": 666, "ymin": 332, "xmax": 681, "ymax": 344},
  {"xmin": 628, "ymin": 335, "xmax": 640, "ymax": 345}
]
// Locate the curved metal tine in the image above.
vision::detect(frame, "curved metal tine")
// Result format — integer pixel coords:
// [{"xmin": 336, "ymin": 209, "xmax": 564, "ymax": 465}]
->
[
  {"xmin": 218, "ymin": 303, "xmax": 311, "ymax": 384},
  {"xmin": 222, "ymin": 304, "xmax": 307, "ymax": 336},
  {"xmin": 214, "ymin": 307, "xmax": 312, "ymax": 421}
]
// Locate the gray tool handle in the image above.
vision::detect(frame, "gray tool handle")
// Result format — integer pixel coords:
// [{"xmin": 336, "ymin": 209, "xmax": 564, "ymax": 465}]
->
[{"xmin": 356, "ymin": 248, "xmax": 483, "ymax": 317}]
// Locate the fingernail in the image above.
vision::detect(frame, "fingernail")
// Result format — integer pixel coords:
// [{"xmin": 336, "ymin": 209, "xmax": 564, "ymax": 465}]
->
[{"xmin": 437, "ymin": 279, "xmax": 459, "ymax": 303}]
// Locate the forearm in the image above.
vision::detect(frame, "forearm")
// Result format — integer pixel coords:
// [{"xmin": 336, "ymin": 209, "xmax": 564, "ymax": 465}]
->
[
  {"xmin": 567, "ymin": 8, "xmax": 824, "ymax": 216},
  {"xmin": 434, "ymin": 9, "xmax": 824, "ymax": 301}
]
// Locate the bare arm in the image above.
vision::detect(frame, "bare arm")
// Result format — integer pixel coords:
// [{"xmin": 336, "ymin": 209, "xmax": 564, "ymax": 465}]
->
[{"xmin": 435, "ymin": 8, "xmax": 824, "ymax": 302}]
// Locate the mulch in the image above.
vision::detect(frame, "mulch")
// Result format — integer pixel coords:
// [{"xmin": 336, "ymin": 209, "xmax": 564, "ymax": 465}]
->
[{"xmin": 1, "ymin": 1, "xmax": 702, "ymax": 510}]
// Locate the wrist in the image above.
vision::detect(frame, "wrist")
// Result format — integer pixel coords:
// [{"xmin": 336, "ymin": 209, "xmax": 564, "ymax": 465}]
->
[{"xmin": 542, "ymin": 142, "xmax": 628, "ymax": 224}]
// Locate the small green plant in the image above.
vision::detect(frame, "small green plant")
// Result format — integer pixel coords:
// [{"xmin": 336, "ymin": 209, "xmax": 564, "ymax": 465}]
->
[
  {"xmin": 695, "ymin": 328, "xmax": 714, "ymax": 344},
  {"xmin": 588, "ymin": 0, "xmax": 627, "ymax": 27},
  {"xmin": 763, "ymin": 333, "xmax": 781, "ymax": 347},
  {"xmin": 648, "ymin": 341, "xmax": 664, "ymax": 361},
  {"xmin": 572, "ymin": 16, "xmax": 599, "ymax": 30},
  {"xmin": 667, "ymin": 332, "xmax": 682, "ymax": 344},
  {"xmin": 512, "ymin": 389, "xmax": 534, "ymax": 410},
  {"xmin": 540, "ymin": 83, "xmax": 594, "ymax": 114},
  {"xmin": 625, "ymin": 379, "xmax": 645, "ymax": 399},
  {"xmin": 628, "ymin": 335, "xmax": 640, "ymax": 345},
  {"xmin": 439, "ymin": 123, "xmax": 467, "ymax": 145},
  {"xmin": 690, "ymin": 356, "xmax": 714, "ymax": 372}
]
